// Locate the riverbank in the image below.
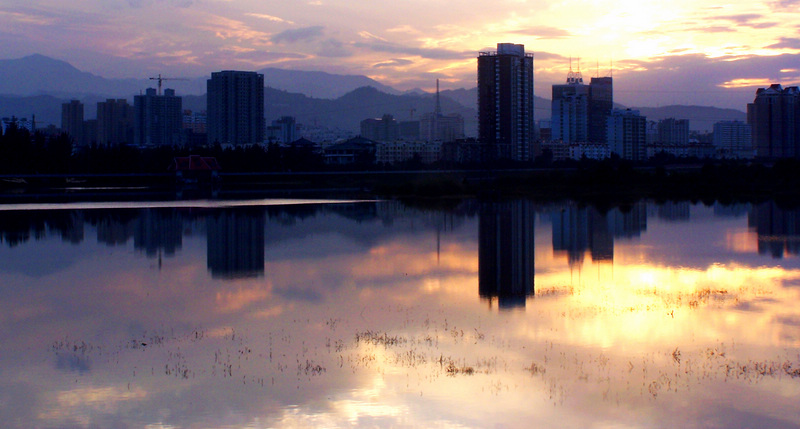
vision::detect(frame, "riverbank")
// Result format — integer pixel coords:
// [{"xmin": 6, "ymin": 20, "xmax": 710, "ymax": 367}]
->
[{"xmin": 2, "ymin": 162, "xmax": 800, "ymax": 205}]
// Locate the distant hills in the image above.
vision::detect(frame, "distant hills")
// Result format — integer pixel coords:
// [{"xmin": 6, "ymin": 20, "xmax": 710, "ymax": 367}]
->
[
  {"xmin": 634, "ymin": 106, "xmax": 746, "ymax": 131},
  {"xmin": 0, "ymin": 54, "xmax": 745, "ymax": 134},
  {"xmin": 0, "ymin": 54, "xmax": 144, "ymax": 98},
  {"xmin": 0, "ymin": 54, "xmax": 398, "ymax": 99},
  {"xmin": 181, "ymin": 86, "xmax": 481, "ymax": 136}
]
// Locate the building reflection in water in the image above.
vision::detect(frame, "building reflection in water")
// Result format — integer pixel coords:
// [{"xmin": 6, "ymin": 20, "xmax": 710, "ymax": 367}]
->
[
  {"xmin": 207, "ymin": 208, "xmax": 266, "ymax": 278},
  {"xmin": 749, "ymin": 201, "xmax": 800, "ymax": 258},
  {"xmin": 134, "ymin": 209, "xmax": 183, "ymax": 258},
  {"xmin": 94, "ymin": 210, "xmax": 136, "ymax": 246},
  {"xmin": 478, "ymin": 200, "xmax": 535, "ymax": 309},
  {"xmin": 655, "ymin": 200, "xmax": 691, "ymax": 222},
  {"xmin": 552, "ymin": 202, "xmax": 647, "ymax": 267}
]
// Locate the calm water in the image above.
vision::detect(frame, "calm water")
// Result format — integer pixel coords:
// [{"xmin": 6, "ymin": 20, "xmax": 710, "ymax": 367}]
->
[{"xmin": 0, "ymin": 199, "xmax": 799, "ymax": 428}]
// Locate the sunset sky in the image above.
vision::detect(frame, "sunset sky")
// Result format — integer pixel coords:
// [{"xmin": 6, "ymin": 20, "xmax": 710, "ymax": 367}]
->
[{"xmin": 2, "ymin": 0, "xmax": 800, "ymax": 109}]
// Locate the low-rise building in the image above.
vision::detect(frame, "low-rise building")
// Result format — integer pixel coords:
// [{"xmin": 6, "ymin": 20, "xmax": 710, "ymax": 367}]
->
[
  {"xmin": 324, "ymin": 136, "xmax": 376, "ymax": 165},
  {"xmin": 375, "ymin": 140, "xmax": 443, "ymax": 165}
]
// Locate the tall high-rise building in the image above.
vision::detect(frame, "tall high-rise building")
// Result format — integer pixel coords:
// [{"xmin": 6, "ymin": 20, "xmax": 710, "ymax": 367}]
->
[
  {"xmin": 588, "ymin": 76, "xmax": 613, "ymax": 144},
  {"xmin": 747, "ymin": 84, "xmax": 800, "ymax": 158},
  {"xmin": 713, "ymin": 120, "xmax": 752, "ymax": 158},
  {"xmin": 61, "ymin": 100, "xmax": 84, "ymax": 145},
  {"xmin": 134, "ymin": 88, "xmax": 183, "ymax": 147},
  {"xmin": 607, "ymin": 109, "xmax": 646, "ymax": 161},
  {"xmin": 551, "ymin": 68, "xmax": 589, "ymax": 144},
  {"xmin": 97, "ymin": 99, "xmax": 134, "ymax": 145},
  {"xmin": 478, "ymin": 43, "xmax": 535, "ymax": 161},
  {"xmin": 207, "ymin": 71, "xmax": 265, "ymax": 146}
]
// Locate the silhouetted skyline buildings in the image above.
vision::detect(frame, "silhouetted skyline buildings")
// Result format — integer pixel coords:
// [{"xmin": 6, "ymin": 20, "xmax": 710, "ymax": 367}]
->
[
  {"xmin": 61, "ymin": 100, "xmax": 84, "ymax": 147},
  {"xmin": 478, "ymin": 43, "xmax": 536, "ymax": 162},
  {"xmin": 134, "ymin": 88, "xmax": 183, "ymax": 147},
  {"xmin": 588, "ymin": 77, "xmax": 613, "ymax": 145},
  {"xmin": 207, "ymin": 70, "xmax": 265, "ymax": 146},
  {"xmin": 747, "ymin": 84, "xmax": 800, "ymax": 158},
  {"xmin": 97, "ymin": 99, "xmax": 133, "ymax": 146},
  {"xmin": 37, "ymin": 49, "xmax": 800, "ymax": 163},
  {"xmin": 551, "ymin": 68, "xmax": 590, "ymax": 144}
]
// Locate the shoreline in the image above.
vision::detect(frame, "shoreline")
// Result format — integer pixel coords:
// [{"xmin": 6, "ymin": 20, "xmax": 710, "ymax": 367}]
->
[{"xmin": 2, "ymin": 163, "xmax": 800, "ymax": 206}]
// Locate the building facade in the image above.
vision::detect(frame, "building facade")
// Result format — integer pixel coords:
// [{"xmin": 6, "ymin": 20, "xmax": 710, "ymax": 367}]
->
[
  {"xmin": 97, "ymin": 99, "xmax": 134, "ymax": 145},
  {"xmin": 747, "ymin": 84, "xmax": 800, "ymax": 158},
  {"xmin": 267, "ymin": 116, "xmax": 297, "ymax": 144},
  {"xmin": 478, "ymin": 43, "xmax": 535, "ymax": 162},
  {"xmin": 420, "ymin": 112, "xmax": 465, "ymax": 142},
  {"xmin": 420, "ymin": 79, "xmax": 465, "ymax": 143},
  {"xmin": 1, "ymin": 116, "xmax": 35, "ymax": 134},
  {"xmin": 656, "ymin": 118, "xmax": 690, "ymax": 146},
  {"xmin": 61, "ymin": 100, "xmax": 84, "ymax": 145},
  {"xmin": 589, "ymin": 77, "xmax": 613, "ymax": 145},
  {"xmin": 375, "ymin": 140, "xmax": 443, "ymax": 165},
  {"xmin": 183, "ymin": 110, "xmax": 207, "ymax": 134},
  {"xmin": 607, "ymin": 109, "xmax": 647, "ymax": 161},
  {"xmin": 134, "ymin": 88, "xmax": 183, "ymax": 147},
  {"xmin": 713, "ymin": 120, "xmax": 753, "ymax": 159},
  {"xmin": 207, "ymin": 70, "xmax": 265, "ymax": 146},
  {"xmin": 551, "ymin": 69, "xmax": 589, "ymax": 144},
  {"xmin": 360, "ymin": 114, "xmax": 398, "ymax": 142}
]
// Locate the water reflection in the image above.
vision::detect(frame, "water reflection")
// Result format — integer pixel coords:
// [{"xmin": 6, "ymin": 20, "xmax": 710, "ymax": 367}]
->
[
  {"xmin": 1, "ymin": 199, "xmax": 800, "ymax": 428},
  {"xmin": 207, "ymin": 209, "xmax": 265, "ymax": 278},
  {"xmin": 750, "ymin": 201, "xmax": 800, "ymax": 258},
  {"xmin": 551, "ymin": 202, "xmax": 646, "ymax": 266},
  {"xmin": 479, "ymin": 200, "xmax": 535, "ymax": 309}
]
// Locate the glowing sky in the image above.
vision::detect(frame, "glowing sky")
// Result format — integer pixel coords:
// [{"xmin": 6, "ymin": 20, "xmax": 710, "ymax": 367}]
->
[{"xmin": 1, "ymin": 0, "xmax": 800, "ymax": 108}]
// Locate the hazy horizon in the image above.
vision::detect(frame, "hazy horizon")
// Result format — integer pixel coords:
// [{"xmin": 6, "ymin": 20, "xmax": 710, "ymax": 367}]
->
[{"xmin": 0, "ymin": 52, "xmax": 765, "ymax": 113}]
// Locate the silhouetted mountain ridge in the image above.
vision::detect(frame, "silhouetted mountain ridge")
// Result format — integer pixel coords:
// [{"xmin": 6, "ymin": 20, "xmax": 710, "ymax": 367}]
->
[
  {"xmin": 259, "ymin": 68, "xmax": 399, "ymax": 98},
  {"xmin": 0, "ymin": 54, "xmax": 746, "ymax": 134},
  {"xmin": 631, "ymin": 105, "xmax": 746, "ymax": 131},
  {"xmin": 0, "ymin": 54, "xmax": 400, "ymax": 100}
]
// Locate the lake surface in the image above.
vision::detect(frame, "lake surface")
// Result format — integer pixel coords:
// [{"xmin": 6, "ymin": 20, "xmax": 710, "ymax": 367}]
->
[{"xmin": 1, "ymin": 198, "xmax": 799, "ymax": 428}]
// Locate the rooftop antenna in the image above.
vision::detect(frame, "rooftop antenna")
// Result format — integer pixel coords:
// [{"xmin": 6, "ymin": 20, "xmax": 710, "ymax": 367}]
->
[
  {"xmin": 435, "ymin": 78, "xmax": 442, "ymax": 116},
  {"xmin": 567, "ymin": 56, "xmax": 583, "ymax": 84},
  {"xmin": 610, "ymin": 55, "xmax": 614, "ymax": 78}
]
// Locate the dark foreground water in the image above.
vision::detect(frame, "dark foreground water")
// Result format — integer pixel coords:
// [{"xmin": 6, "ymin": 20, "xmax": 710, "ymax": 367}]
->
[{"xmin": 0, "ymin": 198, "xmax": 799, "ymax": 428}]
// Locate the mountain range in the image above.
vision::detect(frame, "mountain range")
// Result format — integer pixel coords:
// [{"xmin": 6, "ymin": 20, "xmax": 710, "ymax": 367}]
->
[{"xmin": 0, "ymin": 54, "xmax": 745, "ymax": 134}]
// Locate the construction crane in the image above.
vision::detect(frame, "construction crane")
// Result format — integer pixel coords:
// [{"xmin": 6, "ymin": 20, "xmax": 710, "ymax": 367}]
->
[{"xmin": 149, "ymin": 74, "xmax": 189, "ymax": 95}]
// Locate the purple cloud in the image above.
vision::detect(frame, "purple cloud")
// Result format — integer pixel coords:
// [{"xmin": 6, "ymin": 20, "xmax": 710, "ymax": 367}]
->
[
  {"xmin": 767, "ymin": 37, "xmax": 800, "ymax": 50},
  {"xmin": 372, "ymin": 59, "xmax": 413, "ymax": 68},
  {"xmin": 271, "ymin": 26, "xmax": 325, "ymax": 44},
  {"xmin": 353, "ymin": 41, "xmax": 472, "ymax": 60}
]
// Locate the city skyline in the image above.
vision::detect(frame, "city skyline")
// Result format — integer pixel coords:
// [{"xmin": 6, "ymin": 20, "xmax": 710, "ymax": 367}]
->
[{"xmin": 1, "ymin": 1, "xmax": 799, "ymax": 110}]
